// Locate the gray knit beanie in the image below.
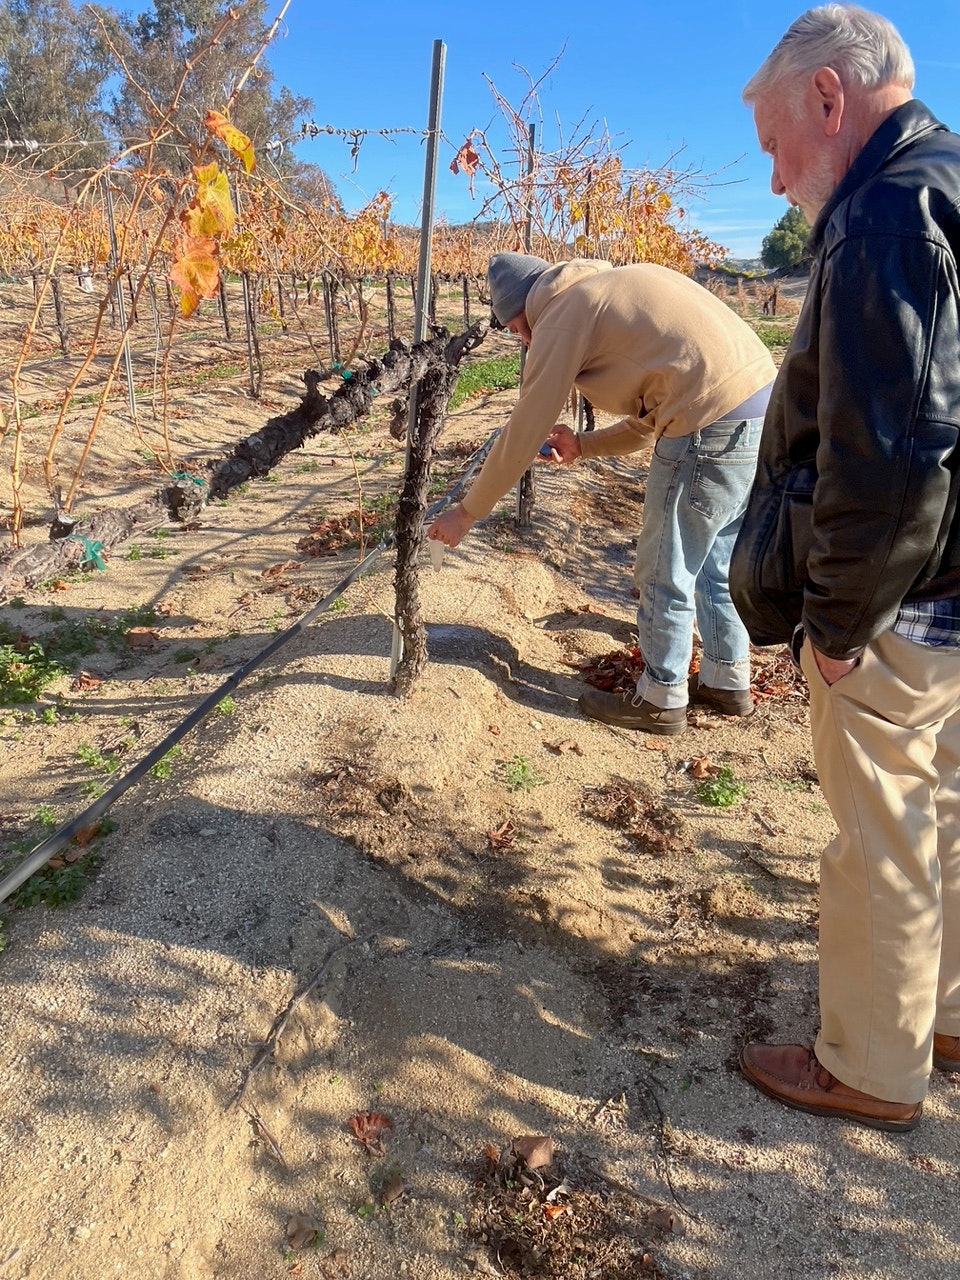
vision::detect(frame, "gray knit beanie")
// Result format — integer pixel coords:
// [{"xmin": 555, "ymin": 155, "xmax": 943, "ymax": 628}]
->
[{"xmin": 487, "ymin": 252, "xmax": 552, "ymax": 325}]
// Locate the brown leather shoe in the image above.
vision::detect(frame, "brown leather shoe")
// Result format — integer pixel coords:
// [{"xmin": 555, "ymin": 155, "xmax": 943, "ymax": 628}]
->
[
  {"xmin": 739, "ymin": 1042, "xmax": 922, "ymax": 1132},
  {"xmin": 688, "ymin": 675, "xmax": 754, "ymax": 717},
  {"xmin": 577, "ymin": 687, "xmax": 687, "ymax": 735},
  {"xmin": 934, "ymin": 1032, "xmax": 960, "ymax": 1072}
]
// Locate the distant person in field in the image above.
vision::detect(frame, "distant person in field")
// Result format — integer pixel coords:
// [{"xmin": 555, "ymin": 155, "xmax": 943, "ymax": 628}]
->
[
  {"xmin": 427, "ymin": 253, "xmax": 775, "ymax": 736},
  {"xmin": 731, "ymin": 3, "xmax": 960, "ymax": 1131}
]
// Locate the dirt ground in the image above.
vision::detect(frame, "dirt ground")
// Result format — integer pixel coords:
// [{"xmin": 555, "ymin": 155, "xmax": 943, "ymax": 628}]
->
[{"xmin": 1, "ymin": 299, "xmax": 959, "ymax": 1280}]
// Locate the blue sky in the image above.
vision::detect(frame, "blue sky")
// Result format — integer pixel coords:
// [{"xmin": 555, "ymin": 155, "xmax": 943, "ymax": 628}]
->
[{"xmin": 265, "ymin": 1, "xmax": 960, "ymax": 260}]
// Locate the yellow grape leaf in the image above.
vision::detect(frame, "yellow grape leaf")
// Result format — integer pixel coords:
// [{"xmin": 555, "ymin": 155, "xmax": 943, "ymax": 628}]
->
[
  {"xmin": 181, "ymin": 162, "xmax": 235, "ymax": 238},
  {"xmin": 205, "ymin": 109, "xmax": 256, "ymax": 173},
  {"xmin": 169, "ymin": 236, "xmax": 220, "ymax": 317}
]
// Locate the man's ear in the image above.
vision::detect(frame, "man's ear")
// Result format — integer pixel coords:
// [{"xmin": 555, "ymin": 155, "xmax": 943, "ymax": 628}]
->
[{"xmin": 812, "ymin": 66, "xmax": 844, "ymax": 137}]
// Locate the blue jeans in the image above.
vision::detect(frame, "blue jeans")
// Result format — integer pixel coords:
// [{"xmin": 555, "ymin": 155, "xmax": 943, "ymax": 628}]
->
[{"xmin": 633, "ymin": 416, "xmax": 763, "ymax": 708}]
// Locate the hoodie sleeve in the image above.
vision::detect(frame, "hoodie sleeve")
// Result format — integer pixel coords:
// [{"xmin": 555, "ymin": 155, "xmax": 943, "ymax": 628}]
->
[
  {"xmin": 577, "ymin": 417, "xmax": 656, "ymax": 458},
  {"xmin": 461, "ymin": 320, "xmax": 592, "ymax": 520}
]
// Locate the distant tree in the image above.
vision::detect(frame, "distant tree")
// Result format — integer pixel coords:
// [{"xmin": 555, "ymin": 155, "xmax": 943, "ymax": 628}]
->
[
  {"xmin": 0, "ymin": 0, "xmax": 110, "ymax": 171},
  {"xmin": 284, "ymin": 160, "xmax": 342, "ymax": 214},
  {"xmin": 760, "ymin": 206, "xmax": 811, "ymax": 270},
  {"xmin": 98, "ymin": 0, "xmax": 314, "ymax": 172}
]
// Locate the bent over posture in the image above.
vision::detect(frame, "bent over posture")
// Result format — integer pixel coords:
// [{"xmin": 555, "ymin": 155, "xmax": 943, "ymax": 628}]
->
[
  {"xmin": 732, "ymin": 3, "xmax": 960, "ymax": 1130},
  {"xmin": 429, "ymin": 254, "xmax": 774, "ymax": 736}
]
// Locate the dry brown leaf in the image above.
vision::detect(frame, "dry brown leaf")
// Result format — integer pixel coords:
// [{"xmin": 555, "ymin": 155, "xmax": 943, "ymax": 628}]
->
[
  {"xmin": 70, "ymin": 671, "xmax": 103, "ymax": 691},
  {"xmin": 559, "ymin": 653, "xmax": 594, "ymax": 670},
  {"xmin": 687, "ymin": 756, "xmax": 715, "ymax": 779},
  {"xmin": 488, "ymin": 724, "xmax": 501, "ymax": 736},
  {"xmin": 510, "ymin": 1134, "xmax": 554, "ymax": 1170},
  {"xmin": 348, "ymin": 1111, "xmax": 393, "ymax": 1154},
  {"xmin": 379, "ymin": 1171, "xmax": 405, "ymax": 1205},
  {"xmin": 286, "ymin": 1213, "xmax": 321, "ymax": 1250},
  {"xmin": 126, "ymin": 627, "xmax": 162, "ymax": 649},
  {"xmin": 483, "ymin": 1142, "xmax": 501, "ymax": 1166},
  {"xmin": 543, "ymin": 738, "xmax": 583, "ymax": 756},
  {"xmin": 263, "ymin": 560, "xmax": 303, "ymax": 578},
  {"xmin": 543, "ymin": 1203, "xmax": 571, "ymax": 1220},
  {"xmin": 487, "ymin": 820, "xmax": 515, "ymax": 851},
  {"xmin": 643, "ymin": 738, "xmax": 671, "ymax": 751}
]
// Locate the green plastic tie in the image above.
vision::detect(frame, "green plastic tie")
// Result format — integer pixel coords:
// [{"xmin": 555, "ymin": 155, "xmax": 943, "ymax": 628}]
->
[
  {"xmin": 170, "ymin": 470, "xmax": 206, "ymax": 487},
  {"xmin": 67, "ymin": 534, "xmax": 106, "ymax": 571}
]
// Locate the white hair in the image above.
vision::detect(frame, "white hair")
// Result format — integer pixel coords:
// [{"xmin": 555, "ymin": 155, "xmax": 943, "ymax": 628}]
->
[{"xmin": 743, "ymin": 4, "xmax": 915, "ymax": 104}]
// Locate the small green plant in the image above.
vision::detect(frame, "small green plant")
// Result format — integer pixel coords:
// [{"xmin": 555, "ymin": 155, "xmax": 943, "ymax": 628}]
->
[
  {"xmin": 76, "ymin": 742, "xmax": 121, "ymax": 774},
  {"xmin": 41, "ymin": 706, "xmax": 58, "ymax": 725},
  {"xmin": 694, "ymin": 765, "xmax": 748, "ymax": 808},
  {"xmin": 126, "ymin": 544, "xmax": 142, "ymax": 561},
  {"xmin": 499, "ymin": 755, "xmax": 545, "ymax": 792},
  {"xmin": 329, "ymin": 596, "xmax": 348, "ymax": 612},
  {"xmin": 0, "ymin": 638, "xmax": 67, "ymax": 704},
  {"xmin": 150, "ymin": 745, "xmax": 182, "ymax": 780},
  {"xmin": 32, "ymin": 804, "xmax": 58, "ymax": 830},
  {"xmin": 173, "ymin": 647, "xmax": 199, "ymax": 664},
  {"xmin": 151, "ymin": 528, "xmax": 177, "ymax": 560},
  {"xmin": 356, "ymin": 1202, "xmax": 376, "ymax": 1221},
  {"xmin": 216, "ymin": 695, "xmax": 236, "ymax": 715},
  {"xmin": 755, "ymin": 323, "xmax": 793, "ymax": 351},
  {"xmin": 8, "ymin": 596, "xmax": 26, "ymax": 609}
]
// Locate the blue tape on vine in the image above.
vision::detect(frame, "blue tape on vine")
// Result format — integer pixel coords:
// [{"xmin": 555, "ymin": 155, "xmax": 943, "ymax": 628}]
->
[{"xmin": 67, "ymin": 534, "xmax": 106, "ymax": 570}]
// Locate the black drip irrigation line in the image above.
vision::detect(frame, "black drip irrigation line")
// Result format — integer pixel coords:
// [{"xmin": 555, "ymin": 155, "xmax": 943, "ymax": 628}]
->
[{"xmin": 0, "ymin": 430, "xmax": 499, "ymax": 906}]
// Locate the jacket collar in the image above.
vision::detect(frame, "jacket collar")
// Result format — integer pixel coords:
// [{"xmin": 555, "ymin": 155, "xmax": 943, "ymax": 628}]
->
[{"xmin": 808, "ymin": 99, "xmax": 946, "ymax": 251}]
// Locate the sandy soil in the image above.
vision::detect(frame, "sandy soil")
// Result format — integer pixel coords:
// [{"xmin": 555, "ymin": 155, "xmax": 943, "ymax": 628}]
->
[{"xmin": 0, "ymin": 308, "xmax": 959, "ymax": 1280}]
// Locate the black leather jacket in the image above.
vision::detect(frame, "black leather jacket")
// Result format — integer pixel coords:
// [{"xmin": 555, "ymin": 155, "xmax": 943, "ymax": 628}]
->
[{"xmin": 730, "ymin": 101, "xmax": 960, "ymax": 659}]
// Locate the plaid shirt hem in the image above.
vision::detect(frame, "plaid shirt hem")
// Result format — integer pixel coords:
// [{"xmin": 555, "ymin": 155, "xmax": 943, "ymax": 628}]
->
[{"xmin": 893, "ymin": 597, "xmax": 960, "ymax": 647}]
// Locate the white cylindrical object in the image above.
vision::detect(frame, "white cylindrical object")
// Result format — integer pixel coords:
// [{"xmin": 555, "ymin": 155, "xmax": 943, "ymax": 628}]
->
[{"xmin": 428, "ymin": 539, "xmax": 445, "ymax": 572}]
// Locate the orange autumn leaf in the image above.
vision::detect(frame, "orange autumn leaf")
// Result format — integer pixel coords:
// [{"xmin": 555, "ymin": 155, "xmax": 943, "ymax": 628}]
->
[
  {"xmin": 348, "ymin": 1111, "xmax": 393, "ymax": 1154},
  {"xmin": 543, "ymin": 1203, "xmax": 571, "ymax": 1220},
  {"xmin": 450, "ymin": 137, "xmax": 481, "ymax": 195},
  {"xmin": 169, "ymin": 236, "xmax": 220, "ymax": 317},
  {"xmin": 204, "ymin": 110, "xmax": 256, "ymax": 173}
]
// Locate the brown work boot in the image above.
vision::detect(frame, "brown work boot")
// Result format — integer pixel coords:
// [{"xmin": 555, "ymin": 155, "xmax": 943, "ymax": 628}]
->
[
  {"xmin": 739, "ymin": 1042, "xmax": 922, "ymax": 1132},
  {"xmin": 577, "ymin": 687, "xmax": 687, "ymax": 735},
  {"xmin": 688, "ymin": 674, "xmax": 754, "ymax": 717},
  {"xmin": 933, "ymin": 1032, "xmax": 960, "ymax": 1072}
]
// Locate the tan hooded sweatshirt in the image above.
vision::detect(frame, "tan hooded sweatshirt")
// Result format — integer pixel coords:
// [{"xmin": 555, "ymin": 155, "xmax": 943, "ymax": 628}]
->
[{"xmin": 463, "ymin": 259, "xmax": 775, "ymax": 520}]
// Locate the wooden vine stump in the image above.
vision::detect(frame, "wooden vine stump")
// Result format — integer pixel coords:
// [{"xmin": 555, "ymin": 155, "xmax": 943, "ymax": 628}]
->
[
  {"xmin": 391, "ymin": 320, "xmax": 487, "ymax": 698},
  {"xmin": 0, "ymin": 479, "xmax": 206, "ymax": 601},
  {"xmin": 207, "ymin": 326, "xmax": 486, "ymax": 499}
]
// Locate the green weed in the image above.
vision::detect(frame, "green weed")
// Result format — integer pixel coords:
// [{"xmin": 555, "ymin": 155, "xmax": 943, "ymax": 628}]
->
[
  {"xmin": 694, "ymin": 765, "xmax": 748, "ymax": 808},
  {"xmin": 150, "ymin": 745, "xmax": 182, "ymax": 780},
  {"xmin": 499, "ymin": 755, "xmax": 545, "ymax": 792},
  {"xmin": 216, "ymin": 696, "xmax": 236, "ymax": 715}
]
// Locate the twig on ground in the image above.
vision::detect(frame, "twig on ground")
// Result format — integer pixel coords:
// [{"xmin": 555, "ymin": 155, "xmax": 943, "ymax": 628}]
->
[{"xmin": 227, "ymin": 932, "xmax": 373, "ymax": 1110}]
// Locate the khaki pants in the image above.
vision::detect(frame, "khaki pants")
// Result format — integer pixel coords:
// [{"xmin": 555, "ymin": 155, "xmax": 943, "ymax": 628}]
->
[{"xmin": 800, "ymin": 629, "xmax": 960, "ymax": 1104}]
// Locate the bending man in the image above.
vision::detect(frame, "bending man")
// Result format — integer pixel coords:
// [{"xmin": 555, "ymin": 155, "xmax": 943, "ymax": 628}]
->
[{"xmin": 429, "ymin": 253, "xmax": 774, "ymax": 735}]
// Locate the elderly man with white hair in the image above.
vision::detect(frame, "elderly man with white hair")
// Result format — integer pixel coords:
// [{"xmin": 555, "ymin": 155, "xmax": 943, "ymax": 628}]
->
[{"xmin": 732, "ymin": 4, "xmax": 960, "ymax": 1130}]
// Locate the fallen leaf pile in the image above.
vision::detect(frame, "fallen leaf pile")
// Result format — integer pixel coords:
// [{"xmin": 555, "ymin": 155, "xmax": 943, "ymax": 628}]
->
[
  {"xmin": 471, "ymin": 1133, "xmax": 666, "ymax": 1278},
  {"xmin": 297, "ymin": 511, "xmax": 381, "ymax": 557},
  {"xmin": 580, "ymin": 645, "xmax": 645, "ymax": 693},
  {"xmin": 582, "ymin": 779, "xmax": 685, "ymax": 858}
]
